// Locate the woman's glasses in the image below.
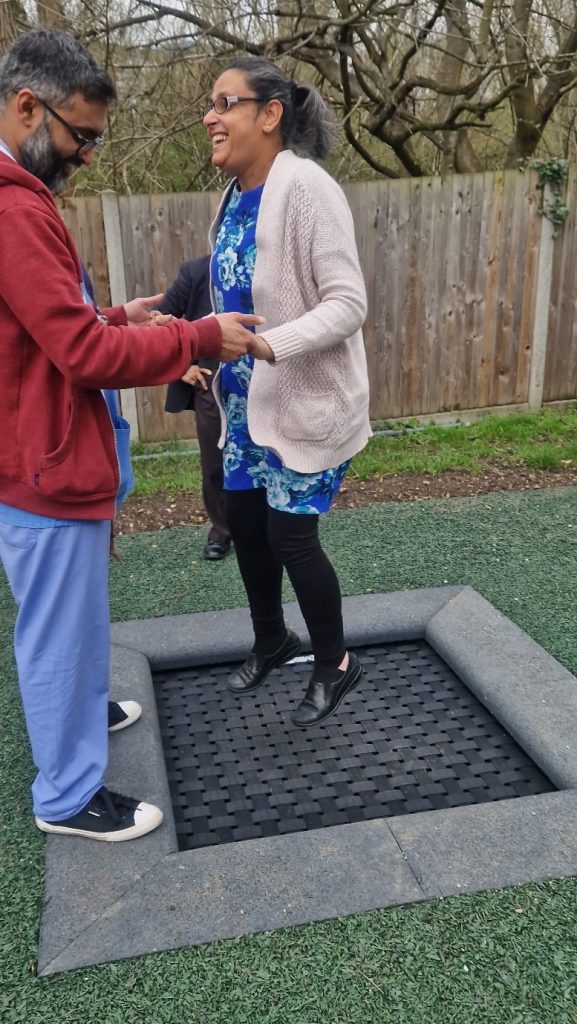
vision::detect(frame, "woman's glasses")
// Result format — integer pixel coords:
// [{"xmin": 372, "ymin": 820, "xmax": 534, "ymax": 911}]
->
[{"xmin": 203, "ymin": 95, "xmax": 260, "ymax": 118}]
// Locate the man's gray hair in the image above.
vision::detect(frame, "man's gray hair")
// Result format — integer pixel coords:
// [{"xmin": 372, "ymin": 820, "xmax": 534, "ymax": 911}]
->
[{"xmin": 0, "ymin": 28, "xmax": 116, "ymax": 113}]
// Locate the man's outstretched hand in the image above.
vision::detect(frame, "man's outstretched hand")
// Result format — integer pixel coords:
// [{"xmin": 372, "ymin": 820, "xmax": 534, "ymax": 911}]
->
[
  {"xmin": 124, "ymin": 293, "xmax": 165, "ymax": 325},
  {"xmin": 215, "ymin": 313, "xmax": 265, "ymax": 361}
]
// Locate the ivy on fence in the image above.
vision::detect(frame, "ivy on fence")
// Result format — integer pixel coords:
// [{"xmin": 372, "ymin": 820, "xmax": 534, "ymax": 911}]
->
[{"xmin": 532, "ymin": 158, "xmax": 570, "ymax": 237}]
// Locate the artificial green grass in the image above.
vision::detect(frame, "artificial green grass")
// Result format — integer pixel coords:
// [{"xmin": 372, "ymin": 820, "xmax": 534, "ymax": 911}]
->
[
  {"xmin": 130, "ymin": 408, "xmax": 577, "ymax": 495},
  {"xmin": 351, "ymin": 408, "xmax": 577, "ymax": 480},
  {"xmin": 3, "ymin": 487, "xmax": 577, "ymax": 1022},
  {"xmin": 132, "ymin": 456, "xmax": 203, "ymax": 496}
]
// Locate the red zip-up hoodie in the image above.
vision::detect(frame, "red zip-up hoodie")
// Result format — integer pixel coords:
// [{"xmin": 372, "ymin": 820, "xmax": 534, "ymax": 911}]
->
[{"xmin": 0, "ymin": 154, "xmax": 221, "ymax": 519}]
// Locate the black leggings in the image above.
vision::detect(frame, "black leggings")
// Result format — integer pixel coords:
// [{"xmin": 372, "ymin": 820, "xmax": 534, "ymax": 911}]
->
[{"xmin": 224, "ymin": 488, "xmax": 345, "ymax": 671}]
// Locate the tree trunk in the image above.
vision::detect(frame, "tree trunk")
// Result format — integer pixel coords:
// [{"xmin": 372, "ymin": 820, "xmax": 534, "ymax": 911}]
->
[
  {"xmin": 0, "ymin": 1, "xmax": 26, "ymax": 51},
  {"xmin": 36, "ymin": 0, "xmax": 68, "ymax": 32},
  {"xmin": 454, "ymin": 131, "xmax": 482, "ymax": 173},
  {"xmin": 436, "ymin": 0, "xmax": 474, "ymax": 173},
  {"xmin": 504, "ymin": 0, "xmax": 539, "ymax": 167}
]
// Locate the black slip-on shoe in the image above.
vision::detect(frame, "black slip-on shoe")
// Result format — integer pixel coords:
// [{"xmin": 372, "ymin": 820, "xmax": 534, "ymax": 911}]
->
[
  {"xmin": 228, "ymin": 629, "xmax": 302, "ymax": 694},
  {"xmin": 108, "ymin": 700, "xmax": 142, "ymax": 732},
  {"xmin": 35, "ymin": 786, "xmax": 163, "ymax": 842},
  {"xmin": 291, "ymin": 653, "xmax": 362, "ymax": 728},
  {"xmin": 203, "ymin": 539, "xmax": 231, "ymax": 561}
]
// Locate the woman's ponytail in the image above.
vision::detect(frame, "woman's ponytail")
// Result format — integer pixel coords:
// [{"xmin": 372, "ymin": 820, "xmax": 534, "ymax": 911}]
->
[{"xmin": 224, "ymin": 57, "xmax": 337, "ymax": 159}]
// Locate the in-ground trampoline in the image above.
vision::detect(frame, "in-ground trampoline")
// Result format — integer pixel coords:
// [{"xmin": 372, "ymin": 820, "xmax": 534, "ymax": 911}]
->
[
  {"xmin": 38, "ymin": 587, "xmax": 577, "ymax": 974},
  {"xmin": 155, "ymin": 639, "xmax": 553, "ymax": 852}
]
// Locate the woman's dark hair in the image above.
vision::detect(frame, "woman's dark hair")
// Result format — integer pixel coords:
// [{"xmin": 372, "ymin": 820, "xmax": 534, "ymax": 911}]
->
[
  {"xmin": 0, "ymin": 28, "xmax": 116, "ymax": 112},
  {"xmin": 225, "ymin": 56, "xmax": 337, "ymax": 159}
]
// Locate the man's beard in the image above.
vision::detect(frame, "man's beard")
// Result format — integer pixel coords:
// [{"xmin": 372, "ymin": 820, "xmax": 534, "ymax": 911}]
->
[{"xmin": 20, "ymin": 117, "xmax": 80, "ymax": 194}]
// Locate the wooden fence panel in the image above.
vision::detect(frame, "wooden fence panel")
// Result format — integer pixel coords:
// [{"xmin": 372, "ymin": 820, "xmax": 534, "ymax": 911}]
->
[
  {"xmin": 543, "ymin": 171, "xmax": 577, "ymax": 403},
  {"xmin": 117, "ymin": 191, "xmax": 219, "ymax": 442},
  {"xmin": 57, "ymin": 170, "xmax": 565, "ymax": 441},
  {"xmin": 58, "ymin": 195, "xmax": 111, "ymax": 306},
  {"xmin": 344, "ymin": 170, "xmax": 539, "ymax": 422},
  {"xmin": 343, "ymin": 181, "xmax": 392, "ymax": 418}
]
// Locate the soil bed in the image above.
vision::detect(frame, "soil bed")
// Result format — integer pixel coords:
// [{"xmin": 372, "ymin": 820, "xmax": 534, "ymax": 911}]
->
[{"xmin": 116, "ymin": 463, "xmax": 577, "ymax": 535}]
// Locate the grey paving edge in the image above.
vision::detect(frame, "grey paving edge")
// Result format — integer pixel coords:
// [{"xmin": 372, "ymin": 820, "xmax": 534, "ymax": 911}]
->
[
  {"xmin": 42, "ymin": 820, "xmax": 423, "ymax": 974},
  {"xmin": 38, "ymin": 586, "xmax": 577, "ymax": 975},
  {"xmin": 426, "ymin": 586, "xmax": 577, "ymax": 789},
  {"xmin": 388, "ymin": 790, "xmax": 577, "ymax": 898},
  {"xmin": 110, "ymin": 585, "xmax": 464, "ymax": 669}
]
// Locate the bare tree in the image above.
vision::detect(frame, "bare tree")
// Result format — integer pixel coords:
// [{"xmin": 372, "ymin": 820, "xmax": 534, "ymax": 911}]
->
[
  {"xmin": 85, "ymin": 0, "xmax": 577, "ymax": 177},
  {"xmin": 36, "ymin": 0, "xmax": 68, "ymax": 30},
  {"xmin": 4, "ymin": 1, "xmax": 576, "ymax": 186},
  {"xmin": 0, "ymin": 0, "xmax": 28, "ymax": 50}
]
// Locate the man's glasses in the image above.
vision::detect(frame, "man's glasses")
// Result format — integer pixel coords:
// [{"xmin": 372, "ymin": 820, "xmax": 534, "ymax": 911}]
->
[
  {"xmin": 203, "ymin": 95, "xmax": 260, "ymax": 118},
  {"xmin": 39, "ymin": 99, "xmax": 104, "ymax": 156}
]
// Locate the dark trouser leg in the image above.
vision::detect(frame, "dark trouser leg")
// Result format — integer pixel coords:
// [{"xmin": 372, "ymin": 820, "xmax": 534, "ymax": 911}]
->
[
  {"xmin": 195, "ymin": 385, "xmax": 230, "ymax": 545},
  {"xmin": 267, "ymin": 508, "xmax": 345, "ymax": 671},
  {"xmin": 265, "ymin": 509, "xmax": 361, "ymax": 728},
  {"xmin": 224, "ymin": 489, "xmax": 286, "ymax": 653}
]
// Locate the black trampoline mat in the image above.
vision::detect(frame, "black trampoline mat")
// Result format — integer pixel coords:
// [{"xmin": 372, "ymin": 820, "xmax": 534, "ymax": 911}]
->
[{"xmin": 154, "ymin": 640, "xmax": 555, "ymax": 852}]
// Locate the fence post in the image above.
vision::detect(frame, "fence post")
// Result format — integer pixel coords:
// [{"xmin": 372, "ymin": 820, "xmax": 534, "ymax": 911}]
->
[
  {"xmin": 100, "ymin": 190, "xmax": 140, "ymax": 440},
  {"xmin": 528, "ymin": 183, "xmax": 555, "ymax": 411}
]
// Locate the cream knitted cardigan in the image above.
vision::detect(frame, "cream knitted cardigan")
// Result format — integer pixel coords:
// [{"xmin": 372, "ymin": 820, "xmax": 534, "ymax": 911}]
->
[{"xmin": 209, "ymin": 149, "xmax": 371, "ymax": 473}]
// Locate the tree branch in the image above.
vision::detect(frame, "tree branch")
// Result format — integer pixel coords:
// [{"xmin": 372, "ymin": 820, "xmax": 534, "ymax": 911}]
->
[
  {"xmin": 537, "ymin": 15, "xmax": 577, "ymax": 128},
  {"xmin": 390, "ymin": 0, "xmax": 450, "ymax": 90}
]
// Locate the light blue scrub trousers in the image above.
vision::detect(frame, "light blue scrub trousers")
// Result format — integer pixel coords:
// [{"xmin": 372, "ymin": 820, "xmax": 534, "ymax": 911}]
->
[{"xmin": 0, "ymin": 520, "xmax": 110, "ymax": 820}]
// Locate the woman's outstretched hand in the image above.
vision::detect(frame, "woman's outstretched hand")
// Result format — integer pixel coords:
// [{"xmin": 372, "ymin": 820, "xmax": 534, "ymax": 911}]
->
[{"xmin": 249, "ymin": 334, "xmax": 275, "ymax": 361}]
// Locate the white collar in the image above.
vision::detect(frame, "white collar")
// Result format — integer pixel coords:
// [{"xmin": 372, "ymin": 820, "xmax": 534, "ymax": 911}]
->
[{"xmin": 0, "ymin": 138, "xmax": 15, "ymax": 161}]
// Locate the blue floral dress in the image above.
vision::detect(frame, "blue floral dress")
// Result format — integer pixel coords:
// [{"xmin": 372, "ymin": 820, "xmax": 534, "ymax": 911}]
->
[{"xmin": 212, "ymin": 182, "xmax": 349, "ymax": 515}]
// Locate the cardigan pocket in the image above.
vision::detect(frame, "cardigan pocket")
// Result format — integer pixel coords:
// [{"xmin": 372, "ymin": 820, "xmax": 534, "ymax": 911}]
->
[{"xmin": 278, "ymin": 392, "xmax": 337, "ymax": 443}]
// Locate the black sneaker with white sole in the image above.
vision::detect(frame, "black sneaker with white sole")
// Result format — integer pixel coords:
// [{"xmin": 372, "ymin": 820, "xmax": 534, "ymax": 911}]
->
[
  {"xmin": 108, "ymin": 700, "xmax": 142, "ymax": 732},
  {"xmin": 35, "ymin": 786, "xmax": 163, "ymax": 842}
]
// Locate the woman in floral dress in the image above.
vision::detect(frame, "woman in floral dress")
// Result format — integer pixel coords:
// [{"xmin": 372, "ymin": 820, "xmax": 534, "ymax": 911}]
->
[{"xmin": 204, "ymin": 57, "xmax": 371, "ymax": 727}]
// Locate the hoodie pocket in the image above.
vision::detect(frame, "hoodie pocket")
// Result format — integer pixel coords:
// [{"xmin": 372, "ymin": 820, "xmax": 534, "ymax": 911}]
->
[
  {"xmin": 39, "ymin": 401, "xmax": 76, "ymax": 470},
  {"xmin": 34, "ymin": 399, "xmax": 116, "ymax": 501}
]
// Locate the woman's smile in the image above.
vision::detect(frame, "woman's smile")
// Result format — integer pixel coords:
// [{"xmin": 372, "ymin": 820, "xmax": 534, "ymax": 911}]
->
[{"xmin": 211, "ymin": 133, "xmax": 228, "ymax": 149}]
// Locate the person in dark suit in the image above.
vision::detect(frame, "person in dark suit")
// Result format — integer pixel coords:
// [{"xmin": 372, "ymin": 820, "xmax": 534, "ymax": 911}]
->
[{"xmin": 159, "ymin": 255, "xmax": 231, "ymax": 561}]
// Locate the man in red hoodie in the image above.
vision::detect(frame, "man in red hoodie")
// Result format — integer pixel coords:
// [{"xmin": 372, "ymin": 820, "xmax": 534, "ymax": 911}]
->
[{"xmin": 0, "ymin": 29, "xmax": 263, "ymax": 842}]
